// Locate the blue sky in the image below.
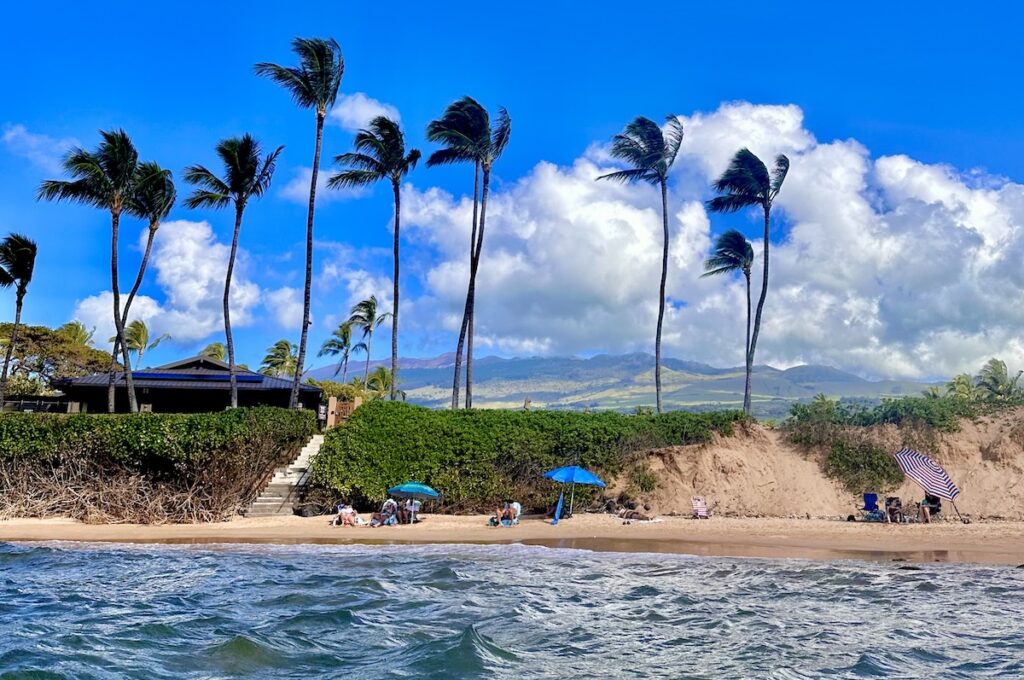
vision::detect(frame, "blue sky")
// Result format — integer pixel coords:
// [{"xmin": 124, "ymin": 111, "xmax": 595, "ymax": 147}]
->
[{"xmin": 3, "ymin": 1, "xmax": 1024, "ymax": 378}]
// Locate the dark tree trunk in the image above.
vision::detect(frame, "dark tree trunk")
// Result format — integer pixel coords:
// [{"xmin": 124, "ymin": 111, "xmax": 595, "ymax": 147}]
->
[
  {"xmin": 451, "ymin": 162, "xmax": 480, "ymax": 409},
  {"xmin": 0, "ymin": 289, "xmax": 25, "ymax": 405},
  {"xmin": 109, "ymin": 208, "xmax": 137, "ymax": 413},
  {"xmin": 291, "ymin": 111, "xmax": 326, "ymax": 409},
  {"xmin": 654, "ymin": 180, "xmax": 670, "ymax": 414},
  {"xmin": 747, "ymin": 204, "xmax": 772, "ymax": 415},
  {"xmin": 342, "ymin": 356, "xmax": 348, "ymax": 384},
  {"xmin": 225, "ymin": 204, "xmax": 244, "ymax": 409},
  {"xmin": 465, "ymin": 166, "xmax": 491, "ymax": 409},
  {"xmin": 391, "ymin": 181, "xmax": 401, "ymax": 400},
  {"xmin": 363, "ymin": 333, "xmax": 372, "ymax": 384},
  {"xmin": 743, "ymin": 270, "xmax": 752, "ymax": 415},
  {"xmin": 107, "ymin": 222, "xmax": 159, "ymax": 407}
]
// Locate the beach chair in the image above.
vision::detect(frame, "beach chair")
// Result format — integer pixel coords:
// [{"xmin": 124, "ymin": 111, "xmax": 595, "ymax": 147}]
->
[
  {"xmin": 861, "ymin": 493, "xmax": 886, "ymax": 522},
  {"xmin": 691, "ymin": 496, "xmax": 710, "ymax": 519},
  {"xmin": 884, "ymin": 496, "xmax": 905, "ymax": 523}
]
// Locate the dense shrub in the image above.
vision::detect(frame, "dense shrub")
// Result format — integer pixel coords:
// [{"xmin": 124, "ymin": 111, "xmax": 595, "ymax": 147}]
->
[
  {"xmin": 310, "ymin": 401, "xmax": 744, "ymax": 511},
  {"xmin": 0, "ymin": 407, "xmax": 316, "ymax": 522},
  {"xmin": 823, "ymin": 439, "xmax": 904, "ymax": 493}
]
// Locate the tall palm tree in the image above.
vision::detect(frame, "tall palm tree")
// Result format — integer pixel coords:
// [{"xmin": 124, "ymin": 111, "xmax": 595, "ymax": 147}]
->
[
  {"xmin": 347, "ymin": 295, "xmax": 391, "ymax": 383},
  {"xmin": 975, "ymin": 358, "xmax": 1022, "ymax": 402},
  {"xmin": 0, "ymin": 234, "xmax": 37, "ymax": 404},
  {"xmin": 200, "ymin": 341, "xmax": 226, "ymax": 361},
  {"xmin": 426, "ymin": 97, "xmax": 510, "ymax": 408},
  {"xmin": 58, "ymin": 320, "xmax": 95, "ymax": 346},
  {"xmin": 184, "ymin": 134, "xmax": 283, "ymax": 408},
  {"xmin": 329, "ymin": 116, "xmax": 420, "ymax": 400},
  {"xmin": 37, "ymin": 129, "xmax": 158, "ymax": 412},
  {"xmin": 707, "ymin": 148, "xmax": 790, "ymax": 418},
  {"xmin": 701, "ymin": 229, "xmax": 755, "ymax": 414},
  {"xmin": 108, "ymin": 161, "xmax": 175, "ymax": 398},
  {"xmin": 255, "ymin": 37, "xmax": 344, "ymax": 408},
  {"xmin": 318, "ymin": 321, "xmax": 356, "ymax": 382},
  {"xmin": 109, "ymin": 319, "xmax": 169, "ymax": 370},
  {"xmin": 367, "ymin": 365, "xmax": 405, "ymax": 401},
  {"xmin": 597, "ymin": 115, "xmax": 684, "ymax": 414},
  {"xmin": 260, "ymin": 339, "xmax": 298, "ymax": 378},
  {"xmin": 945, "ymin": 373, "xmax": 977, "ymax": 400}
]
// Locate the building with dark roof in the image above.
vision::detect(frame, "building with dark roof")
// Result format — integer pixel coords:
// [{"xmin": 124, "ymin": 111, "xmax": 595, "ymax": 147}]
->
[{"xmin": 54, "ymin": 356, "xmax": 322, "ymax": 413}]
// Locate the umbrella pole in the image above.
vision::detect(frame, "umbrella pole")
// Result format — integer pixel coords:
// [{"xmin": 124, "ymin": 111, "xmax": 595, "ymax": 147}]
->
[
  {"xmin": 570, "ymin": 483, "xmax": 575, "ymax": 517},
  {"xmin": 952, "ymin": 500, "xmax": 969, "ymax": 524}
]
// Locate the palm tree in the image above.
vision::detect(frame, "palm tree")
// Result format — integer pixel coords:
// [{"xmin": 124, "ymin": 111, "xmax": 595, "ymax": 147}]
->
[
  {"xmin": 108, "ymin": 161, "xmax": 175, "ymax": 398},
  {"xmin": 260, "ymin": 339, "xmax": 298, "ymax": 378},
  {"xmin": 184, "ymin": 134, "xmax": 282, "ymax": 408},
  {"xmin": 200, "ymin": 342, "xmax": 226, "ymax": 361},
  {"xmin": 109, "ymin": 319, "xmax": 169, "ymax": 370},
  {"xmin": 318, "ymin": 321, "xmax": 356, "ymax": 382},
  {"xmin": 37, "ymin": 129, "xmax": 158, "ymax": 412},
  {"xmin": 0, "ymin": 234, "xmax": 37, "ymax": 403},
  {"xmin": 701, "ymin": 229, "xmax": 755, "ymax": 414},
  {"xmin": 58, "ymin": 321, "xmax": 95, "ymax": 346},
  {"xmin": 255, "ymin": 37, "xmax": 344, "ymax": 408},
  {"xmin": 329, "ymin": 117, "xmax": 420, "ymax": 400},
  {"xmin": 347, "ymin": 296, "xmax": 391, "ymax": 383},
  {"xmin": 707, "ymin": 148, "xmax": 789, "ymax": 418},
  {"xmin": 426, "ymin": 97, "xmax": 510, "ymax": 409},
  {"xmin": 597, "ymin": 115, "xmax": 684, "ymax": 414},
  {"xmin": 945, "ymin": 373, "xmax": 977, "ymax": 400},
  {"xmin": 367, "ymin": 365, "xmax": 405, "ymax": 400},
  {"xmin": 975, "ymin": 358, "xmax": 1022, "ymax": 402}
]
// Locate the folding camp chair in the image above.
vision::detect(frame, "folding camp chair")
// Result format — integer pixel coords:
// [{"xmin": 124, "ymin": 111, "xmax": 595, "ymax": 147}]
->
[
  {"xmin": 691, "ymin": 496, "xmax": 710, "ymax": 519},
  {"xmin": 860, "ymin": 493, "xmax": 886, "ymax": 522}
]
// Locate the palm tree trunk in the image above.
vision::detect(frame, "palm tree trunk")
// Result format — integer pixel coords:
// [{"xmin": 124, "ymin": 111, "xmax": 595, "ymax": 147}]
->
[
  {"xmin": 342, "ymin": 356, "xmax": 348, "ymax": 384},
  {"xmin": 747, "ymin": 205, "xmax": 772, "ymax": 413},
  {"xmin": 225, "ymin": 205, "xmax": 244, "ymax": 409},
  {"xmin": 110, "ymin": 223, "xmax": 160, "ymax": 396},
  {"xmin": 364, "ymin": 333, "xmax": 372, "ymax": 383},
  {"xmin": 654, "ymin": 180, "xmax": 670, "ymax": 414},
  {"xmin": 391, "ymin": 181, "xmax": 401, "ymax": 401},
  {"xmin": 291, "ymin": 111, "xmax": 326, "ymax": 409},
  {"xmin": 0, "ymin": 290, "xmax": 25, "ymax": 405},
  {"xmin": 743, "ymin": 270, "xmax": 752, "ymax": 415},
  {"xmin": 464, "ymin": 166, "xmax": 490, "ymax": 410},
  {"xmin": 451, "ymin": 162, "xmax": 480, "ymax": 409},
  {"xmin": 110, "ymin": 208, "xmax": 138, "ymax": 413}
]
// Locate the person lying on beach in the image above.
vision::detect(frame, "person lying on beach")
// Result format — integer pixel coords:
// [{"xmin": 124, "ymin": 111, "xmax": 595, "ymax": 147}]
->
[
  {"xmin": 332, "ymin": 503, "xmax": 358, "ymax": 527},
  {"xmin": 370, "ymin": 499, "xmax": 399, "ymax": 528},
  {"xmin": 618, "ymin": 508, "xmax": 652, "ymax": 522}
]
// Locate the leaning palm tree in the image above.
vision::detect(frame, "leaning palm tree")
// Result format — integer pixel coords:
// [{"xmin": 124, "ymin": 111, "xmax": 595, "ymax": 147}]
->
[
  {"xmin": 37, "ymin": 129, "xmax": 157, "ymax": 412},
  {"xmin": 329, "ymin": 116, "xmax": 420, "ymax": 400},
  {"xmin": 109, "ymin": 319, "xmax": 169, "ymax": 370},
  {"xmin": 347, "ymin": 296, "xmax": 391, "ymax": 383},
  {"xmin": 58, "ymin": 320, "xmax": 95, "ymax": 346},
  {"xmin": 426, "ymin": 97, "xmax": 510, "ymax": 408},
  {"xmin": 200, "ymin": 341, "xmax": 226, "ymax": 361},
  {"xmin": 0, "ymin": 234, "xmax": 37, "ymax": 404},
  {"xmin": 597, "ymin": 115, "xmax": 684, "ymax": 414},
  {"xmin": 367, "ymin": 365, "xmax": 406, "ymax": 401},
  {"xmin": 707, "ymin": 148, "xmax": 790, "ymax": 418},
  {"xmin": 184, "ymin": 134, "xmax": 282, "ymax": 408},
  {"xmin": 975, "ymin": 358, "xmax": 1022, "ymax": 402},
  {"xmin": 255, "ymin": 37, "xmax": 344, "ymax": 408},
  {"xmin": 260, "ymin": 339, "xmax": 298, "ymax": 378},
  {"xmin": 107, "ymin": 161, "xmax": 175, "ymax": 397},
  {"xmin": 945, "ymin": 373, "xmax": 977, "ymax": 401},
  {"xmin": 318, "ymin": 321, "xmax": 356, "ymax": 382},
  {"xmin": 701, "ymin": 229, "xmax": 755, "ymax": 414}
]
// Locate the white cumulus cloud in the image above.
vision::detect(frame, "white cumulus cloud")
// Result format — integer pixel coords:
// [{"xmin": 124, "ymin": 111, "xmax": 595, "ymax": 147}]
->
[
  {"xmin": 278, "ymin": 166, "xmax": 368, "ymax": 204},
  {"xmin": 329, "ymin": 92, "xmax": 400, "ymax": 132},
  {"xmin": 2, "ymin": 124, "xmax": 79, "ymax": 173}
]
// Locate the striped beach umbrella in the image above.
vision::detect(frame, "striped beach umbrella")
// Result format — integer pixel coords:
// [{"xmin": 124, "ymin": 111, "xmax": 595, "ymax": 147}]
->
[{"xmin": 893, "ymin": 447, "xmax": 968, "ymax": 522}]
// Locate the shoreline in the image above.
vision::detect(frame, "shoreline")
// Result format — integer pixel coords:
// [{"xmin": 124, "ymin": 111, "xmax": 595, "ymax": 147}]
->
[{"xmin": 3, "ymin": 515, "xmax": 1024, "ymax": 566}]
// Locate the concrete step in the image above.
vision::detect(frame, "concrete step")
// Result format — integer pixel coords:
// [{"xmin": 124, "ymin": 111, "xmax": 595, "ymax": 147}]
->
[{"xmin": 243, "ymin": 432, "xmax": 326, "ymax": 518}]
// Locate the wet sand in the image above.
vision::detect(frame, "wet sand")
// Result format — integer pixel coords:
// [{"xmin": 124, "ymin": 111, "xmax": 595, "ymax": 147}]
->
[{"xmin": 3, "ymin": 514, "xmax": 1023, "ymax": 565}]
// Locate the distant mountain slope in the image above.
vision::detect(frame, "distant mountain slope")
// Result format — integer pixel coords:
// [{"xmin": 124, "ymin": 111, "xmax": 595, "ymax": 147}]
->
[{"xmin": 308, "ymin": 353, "xmax": 937, "ymax": 418}]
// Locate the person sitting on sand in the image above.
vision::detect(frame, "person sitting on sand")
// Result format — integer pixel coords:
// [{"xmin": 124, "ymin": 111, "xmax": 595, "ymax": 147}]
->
[
  {"xmin": 370, "ymin": 498, "xmax": 399, "ymax": 528},
  {"xmin": 488, "ymin": 500, "xmax": 521, "ymax": 527},
  {"xmin": 920, "ymin": 494, "xmax": 942, "ymax": 523},
  {"xmin": 333, "ymin": 502, "xmax": 358, "ymax": 527},
  {"xmin": 404, "ymin": 499, "xmax": 422, "ymax": 524},
  {"xmin": 618, "ymin": 508, "xmax": 651, "ymax": 522}
]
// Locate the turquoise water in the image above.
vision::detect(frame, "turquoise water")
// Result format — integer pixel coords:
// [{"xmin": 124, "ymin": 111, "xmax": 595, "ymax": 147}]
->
[{"xmin": 1, "ymin": 542, "xmax": 1022, "ymax": 679}]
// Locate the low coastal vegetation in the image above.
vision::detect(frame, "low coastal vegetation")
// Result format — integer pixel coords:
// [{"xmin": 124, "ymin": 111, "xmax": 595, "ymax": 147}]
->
[
  {"xmin": 0, "ymin": 407, "xmax": 314, "ymax": 523},
  {"xmin": 309, "ymin": 400, "xmax": 744, "ymax": 511}
]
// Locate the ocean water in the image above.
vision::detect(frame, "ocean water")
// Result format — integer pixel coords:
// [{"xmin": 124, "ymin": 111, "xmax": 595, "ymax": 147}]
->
[{"xmin": 0, "ymin": 542, "xmax": 1021, "ymax": 679}]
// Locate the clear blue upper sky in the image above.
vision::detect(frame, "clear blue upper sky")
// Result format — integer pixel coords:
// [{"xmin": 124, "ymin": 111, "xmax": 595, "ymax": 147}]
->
[{"xmin": 1, "ymin": 0, "xmax": 1022, "ymax": 373}]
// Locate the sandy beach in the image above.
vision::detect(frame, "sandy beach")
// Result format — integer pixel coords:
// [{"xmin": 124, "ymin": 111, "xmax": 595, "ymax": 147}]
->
[{"xmin": 3, "ymin": 514, "xmax": 1023, "ymax": 566}]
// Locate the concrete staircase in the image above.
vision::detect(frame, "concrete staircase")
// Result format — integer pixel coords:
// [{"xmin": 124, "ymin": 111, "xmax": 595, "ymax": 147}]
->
[{"xmin": 244, "ymin": 434, "xmax": 324, "ymax": 517}]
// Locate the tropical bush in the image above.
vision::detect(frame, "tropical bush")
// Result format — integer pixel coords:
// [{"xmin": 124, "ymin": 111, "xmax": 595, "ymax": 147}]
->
[
  {"xmin": 310, "ymin": 400, "xmax": 744, "ymax": 511},
  {"xmin": 0, "ymin": 407, "xmax": 315, "ymax": 522},
  {"xmin": 823, "ymin": 439, "xmax": 904, "ymax": 493}
]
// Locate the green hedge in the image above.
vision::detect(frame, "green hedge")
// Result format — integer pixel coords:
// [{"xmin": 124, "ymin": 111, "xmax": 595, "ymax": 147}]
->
[
  {"xmin": 823, "ymin": 439, "xmax": 905, "ymax": 493},
  {"xmin": 0, "ymin": 407, "xmax": 316, "ymax": 475},
  {"xmin": 310, "ymin": 401, "xmax": 744, "ymax": 511}
]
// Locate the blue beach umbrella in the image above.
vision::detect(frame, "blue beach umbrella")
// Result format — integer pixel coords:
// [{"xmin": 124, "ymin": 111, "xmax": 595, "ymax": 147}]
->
[
  {"xmin": 543, "ymin": 465, "xmax": 606, "ymax": 520},
  {"xmin": 387, "ymin": 482, "xmax": 440, "ymax": 500}
]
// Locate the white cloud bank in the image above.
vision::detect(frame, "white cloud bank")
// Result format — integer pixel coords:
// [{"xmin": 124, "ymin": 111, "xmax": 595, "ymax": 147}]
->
[
  {"xmin": 2, "ymin": 124, "xmax": 79, "ymax": 173},
  {"xmin": 396, "ymin": 101, "xmax": 1024, "ymax": 379},
  {"xmin": 329, "ymin": 92, "xmax": 400, "ymax": 132}
]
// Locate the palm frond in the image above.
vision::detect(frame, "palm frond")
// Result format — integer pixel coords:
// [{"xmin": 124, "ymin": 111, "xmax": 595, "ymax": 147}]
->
[
  {"xmin": 709, "ymin": 148, "xmax": 770, "ymax": 210},
  {"xmin": 706, "ymin": 194, "xmax": 760, "ymax": 213},
  {"xmin": 128, "ymin": 162, "xmax": 176, "ymax": 222},
  {"xmin": 327, "ymin": 169, "xmax": 380, "ymax": 189},
  {"xmin": 595, "ymin": 168, "xmax": 654, "ymax": 184},
  {"xmin": 490, "ymin": 106, "xmax": 512, "ymax": 161},
  {"xmin": 255, "ymin": 37, "xmax": 344, "ymax": 111},
  {"xmin": 770, "ymin": 154, "xmax": 790, "ymax": 199}
]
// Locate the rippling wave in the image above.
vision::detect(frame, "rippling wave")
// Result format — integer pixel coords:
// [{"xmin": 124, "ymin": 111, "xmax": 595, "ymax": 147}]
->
[{"xmin": 1, "ymin": 542, "xmax": 1021, "ymax": 678}]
